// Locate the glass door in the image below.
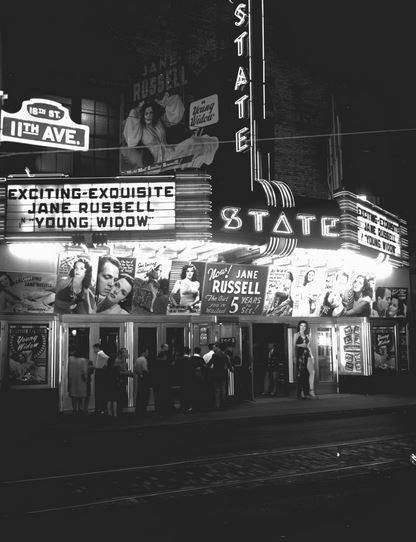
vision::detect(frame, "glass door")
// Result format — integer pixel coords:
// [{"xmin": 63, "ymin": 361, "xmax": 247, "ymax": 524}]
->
[
  {"xmin": 60, "ymin": 325, "xmax": 91, "ymax": 412},
  {"xmin": 315, "ymin": 327, "xmax": 337, "ymax": 394}
]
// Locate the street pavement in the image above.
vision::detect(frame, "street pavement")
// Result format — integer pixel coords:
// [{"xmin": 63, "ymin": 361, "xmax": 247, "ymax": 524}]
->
[{"xmin": 63, "ymin": 392, "xmax": 416, "ymax": 432}]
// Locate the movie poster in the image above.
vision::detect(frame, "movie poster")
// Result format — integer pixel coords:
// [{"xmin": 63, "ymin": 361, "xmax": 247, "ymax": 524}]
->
[
  {"xmin": 95, "ymin": 255, "xmax": 137, "ymax": 315},
  {"xmin": 372, "ymin": 325, "xmax": 397, "ymax": 372},
  {"xmin": 263, "ymin": 266, "xmax": 294, "ymax": 316},
  {"xmin": 120, "ymin": 55, "xmax": 219, "ymax": 176},
  {"xmin": 55, "ymin": 252, "xmax": 97, "ymax": 315},
  {"xmin": 292, "ymin": 267, "xmax": 327, "ymax": 317},
  {"xmin": 339, "ymin": 324, "xmax": 363, "ymax": 375},
  {"xmin": 0, "ymin": 271, "xmax": 55, "ymax": 314},
  {"xmin": 200, "ymin": 263, "xmax": 268, "ymax": 316},
  {"xmin": 388, "ymin": 287, "xmax": 407, "ymax": 318},
  {"xmin": 167, "ymin": 261, "xmax": 206, "ymax": 315},
  {"xmin": 8, "ymin": 324, "xmax": 49, "ymax": 386},
  {"xmin": 131, "ymin": 258, "xmax": 172, "ymax": 315}
]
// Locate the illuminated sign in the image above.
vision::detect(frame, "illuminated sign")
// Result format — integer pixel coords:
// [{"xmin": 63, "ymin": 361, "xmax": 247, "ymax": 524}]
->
[
  {"xmin": 0, "ymin": 98, "xmax": 89, "ymax": 151},
  {"xmin": 6, "ymin": 180, "xmax": 175, "ymax": 234},
  {"xmin": 357, "ymin": 203, "xmax": 401, "ymax": 257},
  {"xmin": 233, "ymin": 2, "xmax": 251, "ymax": 155},
  {"xmin": 216, "ymin": 203, "xmax": 340, "ymax": 247},
  {"xmin": 189, "ymin": 94, "xmax": 219, "ymax": 129}
]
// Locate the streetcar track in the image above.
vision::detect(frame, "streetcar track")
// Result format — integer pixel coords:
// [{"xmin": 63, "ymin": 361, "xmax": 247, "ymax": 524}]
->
[
  {"xmin": 3, "ymin": 432, "xmax": 414, "ymax": 486},
  {"xmin": 1, "ymin": 434, "xmax": 414, "ymax": 519},
  {"xmin": 20, "ymin": 458, "xmax": 406, "ymax": 516}
]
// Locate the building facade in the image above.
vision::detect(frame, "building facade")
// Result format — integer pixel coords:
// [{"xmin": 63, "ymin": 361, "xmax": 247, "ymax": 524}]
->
[{"xmin": 0, "ymin": 1, "xmax": 411, "ymax": 416}]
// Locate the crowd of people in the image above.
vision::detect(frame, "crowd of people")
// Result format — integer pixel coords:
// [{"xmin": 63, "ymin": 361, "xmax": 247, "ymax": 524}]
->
[{"xmin": 67, "ymin": 342, "xmax": 237, "ymax": 419}]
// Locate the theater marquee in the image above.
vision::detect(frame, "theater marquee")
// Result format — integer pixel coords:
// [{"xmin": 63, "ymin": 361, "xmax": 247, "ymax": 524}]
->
[{"xmin": 3, "ymin": 174, "xmax": 212, "ymax": 242}]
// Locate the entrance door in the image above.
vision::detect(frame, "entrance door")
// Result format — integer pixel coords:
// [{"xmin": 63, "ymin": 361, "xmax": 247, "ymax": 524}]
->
[
  {"xmin": 315, "ymin": 326, "xmax": 337, "ymax": 394},
  {"xmin": 134, "ymin": 325, "xmax": 159, "ymax": 412},
  {"xmin": 252, "ymin": 324, "xmax": 287, "ymax": 397},
  {"xmin": 60, "ymin": 325, "xmax": 91, "ymax": 412},
  {"xmin": 99, "ymin": 327, "xmax": 120, "ymax": 358}
]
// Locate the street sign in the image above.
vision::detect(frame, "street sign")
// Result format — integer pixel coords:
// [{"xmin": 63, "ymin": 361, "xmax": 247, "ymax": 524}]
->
[{"xmin": 0, "ymin": 98, "xmax": 89, "ymax": 151}]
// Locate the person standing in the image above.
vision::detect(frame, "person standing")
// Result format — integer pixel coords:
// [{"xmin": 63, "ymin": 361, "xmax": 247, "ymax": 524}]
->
[
  {"xmin": 178, "ymin": 346, "xmax": 193, "ymax": 412},
  {"xmin": 151, "ymin": 344, "xmax": 170, "ymax": 418},
  {"xmin": 103, "ymin": 356, "xmax": 122, "ymax": 419},
  {"xmin": 207, "ymin": 343, "xmax": 233, "ymax": 410},
  {"xmin": 293, "ymin": 321, "xmax": 314, "ymax": 399},
  {"xmin": 203, "ymin": 343, "xmax": 215, "ymax": 409},
  {"xmin": 93, "ymin": 343, "xmax": 109, "ymax": 414},
  {"xmin": 134, "ymin": 347, "xmax": 151, "ymax": 418},
  {"xmin": 115, "ymin": 347, "xmax": 133, "ymax": 417},
  {"xmin": 261, "ymin": 343, "xmax": 279, "ymax": 396},
  {"xmin": 190, "ymin": 346, "xmax": 206, "ymax": 412},
  {"xmin": 67, "ymin": 348, "xmax": 88, "ymax": 415}
]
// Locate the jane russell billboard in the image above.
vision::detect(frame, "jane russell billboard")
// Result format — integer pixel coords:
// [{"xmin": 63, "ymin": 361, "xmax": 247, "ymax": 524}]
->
[{"xmin": 0, "ymin": 256, "xmax": 407, "ymax": 318}]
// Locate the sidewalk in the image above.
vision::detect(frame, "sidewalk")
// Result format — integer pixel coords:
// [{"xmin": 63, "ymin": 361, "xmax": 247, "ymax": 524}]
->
[{"xmin": 56, "ymin": 392, "xmax": 416, "ymax": 435}]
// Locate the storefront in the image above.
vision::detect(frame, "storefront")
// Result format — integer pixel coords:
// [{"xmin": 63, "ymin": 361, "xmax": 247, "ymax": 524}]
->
[{"xmin": 0, "ymin": 175, "xmax": 411, "ymax": 416}]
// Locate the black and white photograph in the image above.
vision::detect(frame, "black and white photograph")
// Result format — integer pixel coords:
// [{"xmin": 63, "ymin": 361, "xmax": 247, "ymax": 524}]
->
[{"xmin": 1, "ymin": 1, "xmax": 416, "ymax": 539}]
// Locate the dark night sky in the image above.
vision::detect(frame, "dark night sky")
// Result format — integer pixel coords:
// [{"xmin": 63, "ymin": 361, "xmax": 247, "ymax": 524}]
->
[{"xmin": 1, "ymin": 1, "xmax": 415, "ymax": 213}]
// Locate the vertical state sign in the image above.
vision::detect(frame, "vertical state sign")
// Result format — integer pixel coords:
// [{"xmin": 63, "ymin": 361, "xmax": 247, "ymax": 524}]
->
[{"xmin": 201, "ymin": 263, "xmax": 268, "ymax": 315}]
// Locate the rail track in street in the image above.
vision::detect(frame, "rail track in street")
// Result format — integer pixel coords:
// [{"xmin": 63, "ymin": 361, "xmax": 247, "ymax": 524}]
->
[{"xmin": 2, "ymin": 433, "xmax": 415, "ymax": 519}]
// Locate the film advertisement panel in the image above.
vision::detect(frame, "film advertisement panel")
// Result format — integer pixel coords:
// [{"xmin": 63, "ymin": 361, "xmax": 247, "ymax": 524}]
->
[
  {"xmin": 370, "ymin": 285, "xmax": 408, "ymax": 317},
  {"xmin": 372, "ymin": 325, "xmax": 397, "ymax": 373},
  {"xmin": 339, "ymin": 324, "xmax": 363, "ymax": 375},
  {"xmin": 120, "ymin": 53, "xmax": 220, "ymax": 176},
  {"xmin": 200, "ymin": 263, "xmax": 268, "ymax": 315},
  {"xmin": 292, "ymin": 266, "xmax": 327, "ymax": 317},
  {"xmin": 0, "ymin": 271, "xmax": 55, "ymax": 313},
  {"xmin": 55, "ymin": 252, "xmax": 97, "ymax": 314},
  {"xmin": 166, "ymin": 261, "xmax": 206, "ymax": 315},
  {"xmin": 263, "ymin": 266, "xmax": 295, "ymax": 317},
  {"xmin": 132, "ymin": 259, "xmax": 173, "ymax": 315},
  {"xmin": 8, "ymin": 324, "xmax": 49, "ymax": 386}
]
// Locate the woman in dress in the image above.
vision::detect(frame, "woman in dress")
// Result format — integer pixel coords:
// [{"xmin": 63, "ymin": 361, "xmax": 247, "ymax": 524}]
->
[
  {"xmin": 293, "ymin": 320, "xmax": 315, "ymax": 398},
  {"xmin": 123, "ymin": 93, "xmax": 219, "ymax": 169},
  {"xmin": 55, "ymin": 258, "xmax": 96, "ymax": 314},
  {"xmin": 169, "ymin": 264, "xmax": 200, "ymax": 312}
]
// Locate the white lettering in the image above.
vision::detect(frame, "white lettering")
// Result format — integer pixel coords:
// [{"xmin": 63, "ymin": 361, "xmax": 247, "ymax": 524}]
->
[
  {"xmin": 321, "ymin": 216, "xmax": 339, "ymax": 237},
  {"xmin": 235, "ymin": 127, "xmax": 249, "ymax": 152},
  {"xmin": 248, "ymin": 209, "xmax": 269, "ymax": 232},
  {"xmin": 296, "ymin": 214, "xmax": 316, "ymax": 236}
]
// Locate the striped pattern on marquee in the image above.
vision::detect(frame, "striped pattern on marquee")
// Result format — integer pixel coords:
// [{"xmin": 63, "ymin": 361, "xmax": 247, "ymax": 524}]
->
[
  {"xmin": 255, "ymin": 179, "xmax": 295, "ymax": 208},
  {"xmin": 258, "ymin": 236, "xmax": 297, "ymax": 258}
]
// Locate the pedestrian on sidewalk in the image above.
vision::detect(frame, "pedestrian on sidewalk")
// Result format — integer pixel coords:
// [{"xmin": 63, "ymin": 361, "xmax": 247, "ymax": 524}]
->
[
  {"xmin": 134, "ymin": 347, "xmax": 151, "ymax": 417},
  {"xmin": 261, "ymin": 343, "xmax": 279, "ymax": 396},
  {"xmin": 93, "ymin": 343, "xmax": 109, "ymax": 414},
  {"xmin": 178, "ymin": 346, "xmax": 193, "ymax": 412},
  {"xmin": 207, "ymin": 343, "xmax": 234, "ymax": 410},
  {"xmin": 190, "ymin": 346, "xmax": 207, "ymax": 411},
  {"xmin": 104, "ymin": 355, "xmax": 122, "ymax": 418},
  {"xmin": 115, "ymin": 347, "xmax": 133, "ymax": 417},
  {"xmin": 67, "ymin": 347, "xmax": 88, "ymax": 415},
  {"xmin": 294, "ymin": 321, "xmax": 314, "ymax": 399}
]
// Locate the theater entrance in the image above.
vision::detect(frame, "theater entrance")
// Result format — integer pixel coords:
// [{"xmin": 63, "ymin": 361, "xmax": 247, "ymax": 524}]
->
[{"xmin": 252, "ymin": 323, "xmax": 288, "ymax": 397}]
